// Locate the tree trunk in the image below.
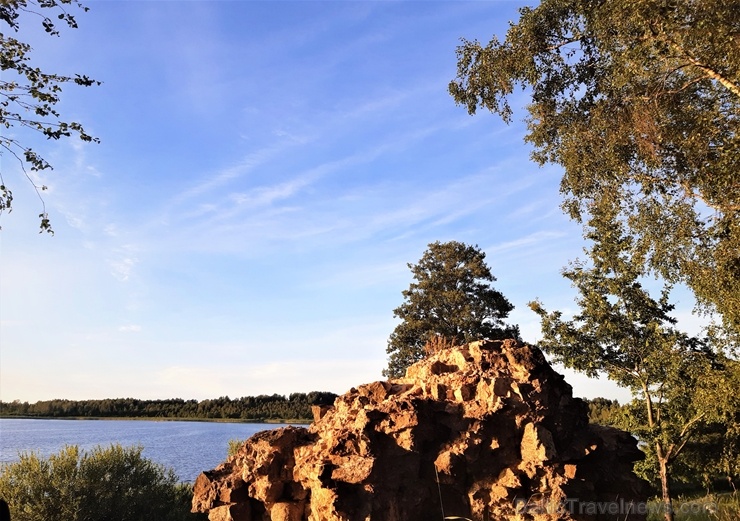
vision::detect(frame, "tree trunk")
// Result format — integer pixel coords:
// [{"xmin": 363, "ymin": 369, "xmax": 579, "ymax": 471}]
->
[
  {"xmin": 658, "ymin": 453, "xmax": 674, "ymax": 521},
  {"xmin": 643, "ymin": 385, "xmax": 675, "ymax": 521}
]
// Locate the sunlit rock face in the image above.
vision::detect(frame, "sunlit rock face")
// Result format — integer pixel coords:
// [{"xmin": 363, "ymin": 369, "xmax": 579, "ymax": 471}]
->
[{"xmin": 192, "ymin": 339, "xmax": 650, "ymax": 521}]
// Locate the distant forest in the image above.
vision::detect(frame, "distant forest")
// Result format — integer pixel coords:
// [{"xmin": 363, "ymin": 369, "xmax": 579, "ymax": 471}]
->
[
  {"xmin": 0, "ymin": 392, "xmax": 338, "ymax": 421},
  {"xmin": 0, "ymin": 394, "xmax": 621, "ymax": 423}
]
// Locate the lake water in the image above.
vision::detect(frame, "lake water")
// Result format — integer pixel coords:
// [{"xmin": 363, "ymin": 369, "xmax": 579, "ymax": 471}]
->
[{"xmin": 0, "ymin": 418, "xmax": 296, "ymax": 483}]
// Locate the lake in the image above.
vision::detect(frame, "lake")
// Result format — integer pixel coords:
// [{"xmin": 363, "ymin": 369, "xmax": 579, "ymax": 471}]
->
[{"xmin": 0, "ymin": 418, "xmax": 296, "ymax": 483}]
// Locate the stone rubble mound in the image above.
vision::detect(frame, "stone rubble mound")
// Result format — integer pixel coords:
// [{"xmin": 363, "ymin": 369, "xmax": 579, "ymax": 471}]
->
[{"xmin": 192, "ymin": 339, "xmax": 649, "ymax": 520}]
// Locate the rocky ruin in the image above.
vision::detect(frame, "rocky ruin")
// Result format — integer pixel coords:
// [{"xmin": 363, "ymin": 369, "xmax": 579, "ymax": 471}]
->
[{"xmin": 192, "ymin": 339, "xmax": 650, "ymax": 520}]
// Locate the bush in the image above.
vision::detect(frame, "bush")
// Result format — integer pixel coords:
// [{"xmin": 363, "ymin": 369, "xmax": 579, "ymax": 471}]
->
[
  {"xmin": 227, "ymin": 438, "xmax": 243, "ymax": 458},
  {"xmin": 0, "ymin": 444, "xmax": 206, "ymax": 521}
]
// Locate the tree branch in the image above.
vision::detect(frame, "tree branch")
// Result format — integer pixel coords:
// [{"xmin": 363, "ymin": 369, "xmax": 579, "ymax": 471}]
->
[
  {"xmin": 661, "ymin": 35, "xmax": 740, "ymax": 99},
  {"xmin": 666, "ymin": 412, "xmax": 705, "ymax": 463},
  {"xmin": 683, "ymin": 57, "xmax": 740, "ymax": 100}
]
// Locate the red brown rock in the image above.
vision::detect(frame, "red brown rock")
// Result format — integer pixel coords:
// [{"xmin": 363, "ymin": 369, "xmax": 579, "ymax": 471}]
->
[{"xmin": 192, "ymin": 339, "xmax": 650, "ymax": 520}]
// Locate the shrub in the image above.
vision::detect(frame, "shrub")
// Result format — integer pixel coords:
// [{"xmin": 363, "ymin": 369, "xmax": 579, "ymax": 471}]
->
[
  {"xmin": 227, "ymin": 439, "xmax": 244, "ymax": 458},
  {"xmin": 423, "ymin": 335, "xmax": 459, "ymax": 357},
  {"xmin": 0, "ymin": 444, "xmax": 206, "ymax": 521}
]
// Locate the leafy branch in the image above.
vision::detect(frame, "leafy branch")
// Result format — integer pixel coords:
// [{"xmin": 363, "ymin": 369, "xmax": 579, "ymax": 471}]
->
[{"xmin": 0, "ymin": 0, "xmax": 100, "ymax": 233}]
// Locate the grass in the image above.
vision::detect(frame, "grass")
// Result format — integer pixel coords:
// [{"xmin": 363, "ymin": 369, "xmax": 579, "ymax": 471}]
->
[{"xmin": 646, "ymin": 492, "xmax": 739, "ymax": 521}]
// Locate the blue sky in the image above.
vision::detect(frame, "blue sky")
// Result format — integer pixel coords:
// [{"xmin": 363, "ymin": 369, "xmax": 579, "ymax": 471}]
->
[{"xmin": 1, "ymin": 0, "xmax": 702, "ymax": 404}]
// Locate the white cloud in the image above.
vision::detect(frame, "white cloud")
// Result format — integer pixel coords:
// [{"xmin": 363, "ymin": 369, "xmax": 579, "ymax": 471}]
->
[
  {"xmin": 230, "ymin": 175, "xmax": 315, "ymax": 208},
  {"xmin": 118, "ymin": 324, "xmax": 142, "ymax": 333},
  {"xmin": 488, "ymin": 231, "xmax": 568, "ymax": 254},
  {"xmin": 108, "ymin": 255, "xmax": 138, "ymax": 282},
  {"xmin": 170, "ymin": 153, "xmax": 266, "ymax": 206},
  {"xmin": 103, "ymin": 224, "xmax": 119, "ymax": 237}
]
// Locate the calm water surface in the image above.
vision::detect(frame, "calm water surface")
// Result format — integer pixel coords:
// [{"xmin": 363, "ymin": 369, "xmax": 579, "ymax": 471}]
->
[{"xmin": 0, "ymin": 419, "xmax": 294, "ymax": 482}]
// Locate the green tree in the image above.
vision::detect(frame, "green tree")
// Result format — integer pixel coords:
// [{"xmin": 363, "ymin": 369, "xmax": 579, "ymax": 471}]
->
[
  {"xmin": 583, "ymin": 395, "xmax": 739, "ymax": 492},
  {"xmin": 449, "ymin": 0, "xmax": 740, "ymax": 331},
  {"xmin": 529, "ymin": 217, "xmax": 729, "ymax": 521},
  {"xmin": 584, "ymin": 397, "xmax": 624, "ymax": 427},
  {"xmin": 660, "ymin": 357, "xmax": 740, "ymax": 493},
  {"xmin": 0, "ymin": 444, "xmax": 205, "ymax": 521},
  {"xmin": 384, "ymin": 240, "xmax": 518, "ymax": 378},
  {"xmin": 1, "ymin": 0, "xmax": 100, "ymax": 233}
]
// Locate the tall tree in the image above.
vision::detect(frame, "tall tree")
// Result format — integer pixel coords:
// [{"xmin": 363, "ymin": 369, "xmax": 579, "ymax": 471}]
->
[
  {"xmin": 1, "ymin": 0, "xmax": 99, "ymax": 233},
  {"xmin": 384, "ymin": 240, "xmax": 518, "ymax": 378},
  {"xmin": 530, "ymin": 215, "xmax": 729, "ymax": 521},
  {"xmin": 449, "ymin": 0, "xmax": 740, "ymax": 331}
]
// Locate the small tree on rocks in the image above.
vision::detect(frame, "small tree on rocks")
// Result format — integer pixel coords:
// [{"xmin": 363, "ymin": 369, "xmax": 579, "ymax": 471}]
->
[{"xmin": 384, "ymin": 241, "xmax": 519, "ymax": 378}]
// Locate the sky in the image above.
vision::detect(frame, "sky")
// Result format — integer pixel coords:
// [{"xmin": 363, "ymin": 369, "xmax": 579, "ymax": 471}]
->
[{"xmin": 0, "ymin": 0, "xmax": 704, "ymax": 404}]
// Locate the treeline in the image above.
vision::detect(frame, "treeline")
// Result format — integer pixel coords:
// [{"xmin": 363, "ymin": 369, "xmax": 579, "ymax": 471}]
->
[
  {"xmin": 584, "ymin": 397, "xmax": 739, "ymax": 494},
  {"xmin": 584, "ymin": 397, "xmax": 624, "ymax": 426},
  {"xmin": 0, "ymin": 392, "xmax": 337, "ymax": 421}
]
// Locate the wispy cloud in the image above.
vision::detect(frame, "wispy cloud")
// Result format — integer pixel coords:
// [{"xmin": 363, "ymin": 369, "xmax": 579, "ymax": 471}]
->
[
  {"xmin": 108, "ymin": 248, "xmax": 139, "ymax": 282},
  {"xmin": 118, "ymin": 324, "xmax": 142, "ymax": 333},
  {"xmin": 488, "ymin": 231, "xmax": 568, "ymax": 254},
  {"xmin": 166, "ymin": 146, "xmax": 287, "ymax": 211},
  {"xmin": 2, "ymin": 1, "xmax": 641, "ymax": 406}
]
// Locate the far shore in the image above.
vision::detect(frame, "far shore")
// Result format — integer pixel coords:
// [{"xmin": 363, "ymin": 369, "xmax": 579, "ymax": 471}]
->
[{"xmin": 0, "ymin": 415, "xmax": 311, "ymax": 424}]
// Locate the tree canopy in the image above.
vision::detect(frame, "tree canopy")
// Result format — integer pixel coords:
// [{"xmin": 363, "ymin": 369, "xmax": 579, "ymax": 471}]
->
[
  {"xmin": 449, "ymin": 0, "xmax": 740, "ymax": 331},
  {"xmin": 1, "ymin": 0, "xmax": 99, "ymax": 233},
  {"xmin": 384, "ymin": 240, "xmax": 518, "ymax": 378}
]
